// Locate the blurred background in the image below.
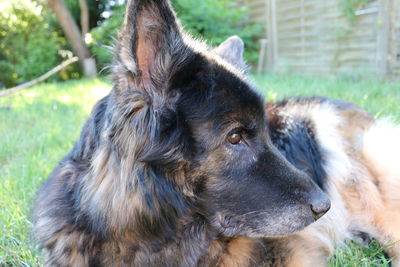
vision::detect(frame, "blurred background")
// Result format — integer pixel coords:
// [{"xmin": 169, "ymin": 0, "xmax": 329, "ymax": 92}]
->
[
  {"xmin": 0, "ymin": 0, "xmax": 399, "ymax": 266},
  {"xmin": 0, "ymin": 0, "xmax": 263, "ymax": 89},
  {"xmin": 0, "ymin": 0, "xmax": 399, "ymax": 89},
  {"xmin": 238, "ymin": 0, "xmax": 400, "ymax": 77}
]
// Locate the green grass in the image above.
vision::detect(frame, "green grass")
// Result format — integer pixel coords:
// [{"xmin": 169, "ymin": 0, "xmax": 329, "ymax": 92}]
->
[
  {"xmin": 329, "ymin": 241, "xmax": 392, "ymax": 267},
  {"xmin": 0, "ymin": 75, "xmax": 399, "ymax": 266},
  {"xmin": 0, "ymin": 79, "xmax": 110, "ymax": 266},
  {"xmin": 253, "ymin": 74, "xmax": 400, "ymax": 121}
]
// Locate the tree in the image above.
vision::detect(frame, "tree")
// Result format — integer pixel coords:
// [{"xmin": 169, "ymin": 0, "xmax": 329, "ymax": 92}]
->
[
  {"xmin": 48, "ymin": 0, "xmax": 96, "ymax": 78},
  {"xmin": 63, "ymin": 0, "xmax": 110, "ymax": 30},
  {"xmin": 79, "ymin": 0, "xmax": 90, "ymax": 37}
]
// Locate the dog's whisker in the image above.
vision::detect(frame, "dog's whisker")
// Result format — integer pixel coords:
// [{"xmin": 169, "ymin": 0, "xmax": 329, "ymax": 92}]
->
[{"xmin": 237, "ymin": 210, "xmax": 271, "ymax": 218}]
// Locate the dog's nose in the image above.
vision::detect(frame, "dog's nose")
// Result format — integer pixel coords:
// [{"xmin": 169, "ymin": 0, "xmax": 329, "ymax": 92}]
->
[{"xmin": 310, "ymin": 194, "xmax": 331, "ymax": 220}]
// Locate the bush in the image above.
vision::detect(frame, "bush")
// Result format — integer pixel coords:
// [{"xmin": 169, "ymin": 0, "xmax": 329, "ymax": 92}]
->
[
  {"xmin": 90, "ymin": 0, "xmax": 262, "ymax": 73},
  {"xmin": 0, "ymin": 0, "xmax": 62, "ymax": 88},
  {"xmin": 90, "ymin": 5, "xmax": 125, "ymax": 73},
  {"xmin": 173, "ymin": 0, "xmax": 262, "ymax": 63}
]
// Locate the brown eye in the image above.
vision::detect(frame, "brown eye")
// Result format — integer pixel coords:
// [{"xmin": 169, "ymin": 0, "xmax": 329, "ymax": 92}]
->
[{"xmin": 227, "ymin": 133, "xmax": 242, "ymax": 144}]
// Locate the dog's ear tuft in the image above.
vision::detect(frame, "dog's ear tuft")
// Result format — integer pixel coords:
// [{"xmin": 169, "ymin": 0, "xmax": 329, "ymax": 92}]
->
[
  {"xmin": 214, "ymin": 35, "xmax": 248, "ymax": 71},
  {"xmin": 116, "ymin": 0, "xmax": 189, "ymax": 91}
]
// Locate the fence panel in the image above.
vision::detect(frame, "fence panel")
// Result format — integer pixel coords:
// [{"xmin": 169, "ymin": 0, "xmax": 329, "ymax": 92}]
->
[{"xmin": 235, "ymin": 0, "xmax": 399, "ymax": 76}]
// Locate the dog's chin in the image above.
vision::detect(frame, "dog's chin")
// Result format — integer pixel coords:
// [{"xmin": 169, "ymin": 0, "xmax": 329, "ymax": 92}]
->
[
  {"xmin": 212, "ymin": 211, "xmax": 317, "ymax": 238},
  {"xmin": 251, "ymin": 218, "xmax": 315, "ymax": 238}
]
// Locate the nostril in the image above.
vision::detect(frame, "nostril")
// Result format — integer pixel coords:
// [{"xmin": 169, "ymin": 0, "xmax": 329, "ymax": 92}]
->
[{"xmin": 310, "ymin": 198, "xmax": 331, "ymax": 220}]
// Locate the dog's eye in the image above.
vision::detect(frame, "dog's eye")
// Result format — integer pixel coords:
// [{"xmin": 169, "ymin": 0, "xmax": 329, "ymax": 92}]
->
[{"xmin": 227, "ymin": 133, "xmax": 242, "ymax": 145}]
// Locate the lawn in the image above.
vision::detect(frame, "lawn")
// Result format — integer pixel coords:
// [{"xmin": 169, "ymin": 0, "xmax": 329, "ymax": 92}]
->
[{"xmin": 0, "ymin": 75, "xmax": 399, "ymax": 266}]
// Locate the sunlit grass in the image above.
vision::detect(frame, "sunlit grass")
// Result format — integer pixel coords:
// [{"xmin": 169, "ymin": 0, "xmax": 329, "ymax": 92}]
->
[
  {"xmin": 329, "ymin": 241, "xmax": 392, "ymax": 267},
  {"xmin": 0, "ymin": 78, "xmax": 110, "ymax": 266},
  {"xmin": 0, "ymin": 75, "xmax": 399, "ymax": 266},
  {"xmin": 252, "ymin": 74, "xmax": 400, "ymax": 121}
]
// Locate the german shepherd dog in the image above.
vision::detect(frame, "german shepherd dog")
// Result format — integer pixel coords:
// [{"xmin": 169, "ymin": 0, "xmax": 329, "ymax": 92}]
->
[{"xmin": 32, "ymin": 0, "xmax": 400, "ymax": 266}]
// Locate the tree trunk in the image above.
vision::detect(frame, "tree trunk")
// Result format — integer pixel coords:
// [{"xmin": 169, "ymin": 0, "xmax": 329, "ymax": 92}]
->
[
  {"xmin": 48, "ymin": 0, "xmax": 96, "ymax": 78},
  {"xmin": 79, "ymin": 0, "xmax": 89, "ymax": 37}
]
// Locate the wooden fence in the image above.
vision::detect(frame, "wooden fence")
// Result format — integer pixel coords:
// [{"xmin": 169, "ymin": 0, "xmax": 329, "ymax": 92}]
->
[{"xmin": 236, "ymin": 0, "xmax": 400, "ymax": 77}]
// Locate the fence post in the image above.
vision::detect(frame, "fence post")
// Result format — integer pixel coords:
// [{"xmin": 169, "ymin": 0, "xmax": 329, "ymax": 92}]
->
[
  {"xmin": 376, "ymin": 0, "xmax": 394, "ymax": 77},
  {"xmin": 266, "ymin": 0, "xmax": 278, "ymax": 72},
  {"xmin": 389, "ymin": 0, "xmax": 398, "ymax": 76},
  {"xmin": 257, "ymin": 39, "xmax": 268, "ymax": 73}
]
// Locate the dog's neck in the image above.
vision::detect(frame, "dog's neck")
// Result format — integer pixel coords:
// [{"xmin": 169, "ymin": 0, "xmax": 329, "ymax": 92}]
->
[
  {"xmin": 119, "ymin": 218, "xmax": 258, "ymax": 266},
  {"xmin": 99, "ymin": 213, "xmax": 257, "ymax": 266}
]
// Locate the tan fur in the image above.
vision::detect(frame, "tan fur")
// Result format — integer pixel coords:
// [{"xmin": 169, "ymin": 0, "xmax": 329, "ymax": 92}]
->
[
  {"xmin": 275, "ymin": 101, "xmax": 400, "ymax": 266},
  {"xmin": 41, "ymin": 227, "xmax": 98, "ymax": 267},
  {"xmin": 205, "ymin": 237, "xmax": 255, "ymax": 267},
  {"xmin": 81, "ymin": 146, "xmax": 146, "ymax": 232},
  {"xmin": 360, "ymin": 121, "xmax": 400, "ymax": 265},
  {"xmin": 219, "ymin": 237, "xmax": 255, "ymax": 267},
  {"xmin": 77, "ymin": 93, "xmax": 161, "ymax": 233}
]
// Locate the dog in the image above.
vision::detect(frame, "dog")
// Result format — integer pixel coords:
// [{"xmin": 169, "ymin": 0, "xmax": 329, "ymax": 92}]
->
[
  {"xmin": 264, "ymin": 98, "xmax": 400, "ymax": 266},
  {"xmin": 32, "ymin": 0, "xmax": 400, "ymax": 266}
]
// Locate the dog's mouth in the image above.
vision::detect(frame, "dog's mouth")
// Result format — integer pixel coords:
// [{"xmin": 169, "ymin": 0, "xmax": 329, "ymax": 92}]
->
[{"xmin": 211, "ymin": 205, "xmax": 321, "ymax": 238}]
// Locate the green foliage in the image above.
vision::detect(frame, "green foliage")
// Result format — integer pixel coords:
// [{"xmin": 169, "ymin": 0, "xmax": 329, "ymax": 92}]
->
[
  {"xmin": 334, "ymin": 0, "xmax": 372, "ymax": 41},
  {"xmin": 172, "ymin": 0, "xmax": 262, "ymax": 63},
  {"xmin": 63, "ymin": 0, "xmax": 110, "ymax": 30},
  {"xmin": 0, "ymin": 0, "xmax": 62, "ymax": 88},
  {"xmin": 90, "ymin": 5, "xmax": 125, "ymax": 73},
  {"xmin": 90, "ymin": 0, "xmax": 262, "ymax": 72},
  {"xmin": 340, "ymin": 0, "xmax": 372, "ymax": 23}
]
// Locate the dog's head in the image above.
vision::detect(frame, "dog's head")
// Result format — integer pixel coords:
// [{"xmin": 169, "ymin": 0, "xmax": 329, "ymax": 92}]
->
[{"xmin": 112, "ymin": 0, "xmax": 330, "ymax": 239}]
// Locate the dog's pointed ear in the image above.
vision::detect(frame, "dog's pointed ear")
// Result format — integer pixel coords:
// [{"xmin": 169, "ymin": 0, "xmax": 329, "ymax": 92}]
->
[
  {"xmin": 116, "ymin": 0, "xmax": 188, "ymax": 90},
  {"xmin": 214, "ymin": 35, "xmax": 247, "ymax": 71}
]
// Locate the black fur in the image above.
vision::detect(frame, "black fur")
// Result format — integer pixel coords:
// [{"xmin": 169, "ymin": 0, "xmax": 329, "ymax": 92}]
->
[
  {"xmin": 32, "ymin": 1, "xmax": 331, "ymax": 266},
  {"xmin": 268, "ymin": 97, "xmax": 328, "ymax": 189}
]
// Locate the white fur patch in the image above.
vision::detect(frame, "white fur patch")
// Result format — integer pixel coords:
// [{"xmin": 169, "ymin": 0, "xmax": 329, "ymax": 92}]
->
[
  {"xmin": 362, "ymin": 120, "xmax": 400, "ymax": 206},
  {"xmin": 363, "ymin": 120, "xmax": 400, "ymax": 177},
  {"xmin": 297, "ymin": 102, "xmax": 352, "ymax": 253}
]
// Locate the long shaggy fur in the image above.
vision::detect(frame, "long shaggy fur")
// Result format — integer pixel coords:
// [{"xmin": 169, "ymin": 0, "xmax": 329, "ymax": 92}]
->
[
  {"xmin": 266, "ymin": 98, "xmax": 400, "ymax": 266},
  {"xmin": 32, "ymin": 0, "xmax": 400, "ymax": 266}
]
